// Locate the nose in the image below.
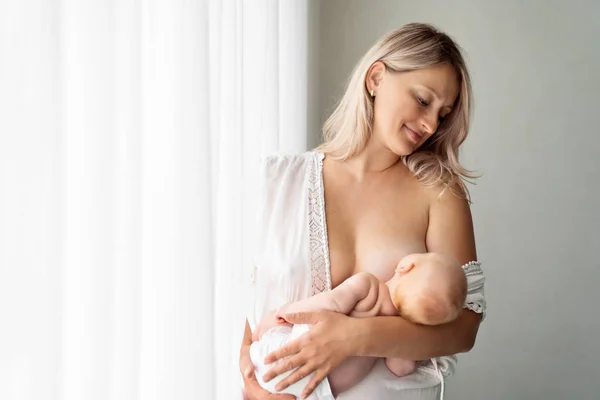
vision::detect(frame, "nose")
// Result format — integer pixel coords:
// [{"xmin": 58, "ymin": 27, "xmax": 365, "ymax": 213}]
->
[{"xmin": 420, "ymin": 110, "xmax": 439, "ymax": 135}]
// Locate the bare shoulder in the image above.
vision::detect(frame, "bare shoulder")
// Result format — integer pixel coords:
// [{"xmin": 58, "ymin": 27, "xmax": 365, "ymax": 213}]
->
[
  {"xmin": 424, "ymin": 181, "xmax": 472, "ymax": 214},
  {"xmin": 423, "ymin": 180, "xmax": 477, "ymax": 265}
]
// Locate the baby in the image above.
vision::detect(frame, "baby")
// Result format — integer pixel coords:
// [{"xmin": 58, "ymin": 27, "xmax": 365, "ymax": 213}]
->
[{"xmin": 249, "ymin": 252, "xmax": 467, "ymax": 398}]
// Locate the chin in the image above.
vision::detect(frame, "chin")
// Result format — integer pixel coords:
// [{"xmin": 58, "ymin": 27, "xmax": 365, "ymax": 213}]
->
[
  {"xmin": 384, "ymin": 134, "xmax": 418, "ymax": 156},
  {"xmin": 388, "ymin": 142, "xmax": 416, "ymax": 157}
]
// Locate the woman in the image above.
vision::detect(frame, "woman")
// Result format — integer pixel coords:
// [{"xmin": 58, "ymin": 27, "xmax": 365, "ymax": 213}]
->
[{"xmin": 240, "ymin": 23, "xmax": 486, "ymax": 400}]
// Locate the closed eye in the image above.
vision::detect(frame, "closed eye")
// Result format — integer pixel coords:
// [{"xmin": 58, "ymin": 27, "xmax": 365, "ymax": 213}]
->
[{"xmin": 417, "ymin": 96, "xmax": 446, "ymax": 124}]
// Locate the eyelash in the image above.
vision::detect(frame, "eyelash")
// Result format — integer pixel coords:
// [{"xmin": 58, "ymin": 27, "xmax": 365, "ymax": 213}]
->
[{"xmin": 416, "ymin": 96, "xmax": 445, "ymax": 123}]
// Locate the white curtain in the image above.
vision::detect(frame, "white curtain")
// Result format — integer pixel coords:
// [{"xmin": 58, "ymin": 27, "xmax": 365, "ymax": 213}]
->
[{"xmin": 0, "ymin": 1, "xmax": 308, "ymax": 399}]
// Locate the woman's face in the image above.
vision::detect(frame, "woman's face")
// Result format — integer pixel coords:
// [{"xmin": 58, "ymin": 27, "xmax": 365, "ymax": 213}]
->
[{"xmin": 368, "ymin": 62, "xmax": 460, "ymax": 156}]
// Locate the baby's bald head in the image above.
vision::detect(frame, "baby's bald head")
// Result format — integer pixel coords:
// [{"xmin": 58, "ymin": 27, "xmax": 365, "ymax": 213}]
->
[{"xmin": 391, "ymin": 253, "xmax": 467, "ymax": 326}]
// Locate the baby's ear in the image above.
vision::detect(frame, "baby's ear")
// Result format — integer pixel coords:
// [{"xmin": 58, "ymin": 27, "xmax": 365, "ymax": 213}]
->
[{"xmin": 397, "ymin": 260, "xmax": 415, "ymax": 273}]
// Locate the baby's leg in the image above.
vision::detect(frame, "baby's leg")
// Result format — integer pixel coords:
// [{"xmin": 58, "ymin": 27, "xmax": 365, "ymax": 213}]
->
[
  {"xmin": 326, "ymin": 273, "xmax": 411, "ymax": 393},
  {"xmin": 343, "ymin": 274, "xmax": 416, "ymax": 377},
  {"xmin": 253, "ymin": 309, "xmax": 292, "ymax": 341},
  {"xmin": 324, "ymin": 272, "xmax": 417, "ymax": 379}
]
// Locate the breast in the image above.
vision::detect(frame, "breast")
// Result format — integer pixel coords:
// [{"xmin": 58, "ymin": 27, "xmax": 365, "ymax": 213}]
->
[
  {"xmin": 328, "ymin": 229, "xmax": 429, "ymax": 288},
  {"xmin": 354, "ymin": 243, "xmax": 427, "ymax": 282},
  {"xmin": 322, "ymin": 158, "xmax": 431, "ymax": 289},
  {"xmin": 326, "ymin": 193, "xmax": 430, "ymax": 288}
]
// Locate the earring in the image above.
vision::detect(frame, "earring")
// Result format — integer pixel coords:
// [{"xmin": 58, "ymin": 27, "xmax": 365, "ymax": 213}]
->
[{"xmin": 370, "ymin": 89, "xmax": 375, "ymax": 98}]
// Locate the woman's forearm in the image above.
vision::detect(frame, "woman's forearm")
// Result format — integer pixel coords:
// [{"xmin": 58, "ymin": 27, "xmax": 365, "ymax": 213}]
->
[{"xmin": 352, "ymin": 311, "xmax": 481, "ymax": 360}]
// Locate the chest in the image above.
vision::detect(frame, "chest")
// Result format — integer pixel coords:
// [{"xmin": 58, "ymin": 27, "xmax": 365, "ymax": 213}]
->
[{"xmin": 322, "ymin": 166, "xmax": 430, "ymax": 288}]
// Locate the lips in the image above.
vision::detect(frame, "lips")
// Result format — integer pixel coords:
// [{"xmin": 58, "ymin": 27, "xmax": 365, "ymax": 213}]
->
[{"xmin": 404, "ymin": 125, "xmax": 422, "ymax": 144}]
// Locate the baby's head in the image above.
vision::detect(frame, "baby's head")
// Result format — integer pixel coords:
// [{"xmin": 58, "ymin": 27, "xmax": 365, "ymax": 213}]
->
[{"xmin": 386, "ymin": 253, "xmax": 467, "ymax": 326}]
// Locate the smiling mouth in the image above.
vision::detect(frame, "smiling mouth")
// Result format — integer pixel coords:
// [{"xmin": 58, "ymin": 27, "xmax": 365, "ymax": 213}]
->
[{"xmin": 404, "ymin": 126, "xmax": 422, "ymax": 143}]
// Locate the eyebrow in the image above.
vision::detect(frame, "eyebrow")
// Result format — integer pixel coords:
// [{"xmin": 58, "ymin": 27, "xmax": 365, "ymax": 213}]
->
[{"xmin": 419, "ymin": 85, "xmax": 454, "ymax": 110}]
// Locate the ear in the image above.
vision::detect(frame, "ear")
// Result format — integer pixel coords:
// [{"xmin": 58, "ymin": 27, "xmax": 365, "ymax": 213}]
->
[
  {"xmin": 396, "ymin": 254, "xmax": 415, "ymax": 274},
  {"xmin": 365, "ymin": 61, "xmax": 386, "ymax": 95},
  {"xmin": 397, "ymin": 260, "xmax": 415, "ymax": 274}
]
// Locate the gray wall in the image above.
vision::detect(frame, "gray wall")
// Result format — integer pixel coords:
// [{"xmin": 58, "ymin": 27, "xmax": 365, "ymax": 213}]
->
[{"xmin": 309, "ymin": 1, "xmax": 600, "ymax": 399}]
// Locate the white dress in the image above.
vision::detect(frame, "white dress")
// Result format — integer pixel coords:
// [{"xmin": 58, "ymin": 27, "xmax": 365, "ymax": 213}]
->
[{"xmin": 246, "ymin": 151, "xmax": 487, "ymax": 400}]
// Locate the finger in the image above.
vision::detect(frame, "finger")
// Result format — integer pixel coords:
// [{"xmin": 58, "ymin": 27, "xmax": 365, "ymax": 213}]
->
[
  {"xmin": 239, "ymin": 346, "xmax": 255, "ymax": 378},
  {"xmin": 264, "ymin": 341, "xmax": 301, "ymax": 365},
  {"xmin": 241, "ymin": 356, "xmax": 254, "ymax": 378},
  {"xmin": 270, "ymin": 394, "xmax": 296, "ymax": 400},
  {"xmin": 240, "ymin": 359, "xmax": 254, "ymax": 379},
  {"xmin": 241, "ymin": 388, "xmax": 250, "ymax": 400},
  {"xmin": 242, "ymin": 375, "xmax": 261, "ymax": 400},
  {"xmin": 283, "ymin": 311, "xmax": 318, "ymax": 325},
  {"xmin": 244, "ymin": 374, "xmax": 279, "ymax": 400},
  {"xmin": 300, "ymin": 369, "xmax": 328, "ymax": 399},
  {"xmin": 274, "ymin": 361, "xmax": 314, "ymax": 392},
  {"xmin": 262, "ymin": 354, "xmax": 303, "ymax": 382}
]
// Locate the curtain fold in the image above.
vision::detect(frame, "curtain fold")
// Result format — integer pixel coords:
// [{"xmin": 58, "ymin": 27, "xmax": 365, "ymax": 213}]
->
[{"xmin": 0, "ymin": 1, "xmax": 308, "ymax": 399}]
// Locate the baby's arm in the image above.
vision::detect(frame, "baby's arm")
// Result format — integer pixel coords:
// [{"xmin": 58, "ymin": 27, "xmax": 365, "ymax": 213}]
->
[
  {"xmin": 253, "ymin": 273, "xmax": 385, "ymax": 342},
  {"xmin": 278, "ymin": 272, "xmax": 398, "ymax": 320}
]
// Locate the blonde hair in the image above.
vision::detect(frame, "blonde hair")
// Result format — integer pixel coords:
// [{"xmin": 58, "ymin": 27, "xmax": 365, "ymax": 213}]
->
[{"xmin": 316, "ymin": 23, "xmax": 478, "ymax": 201}]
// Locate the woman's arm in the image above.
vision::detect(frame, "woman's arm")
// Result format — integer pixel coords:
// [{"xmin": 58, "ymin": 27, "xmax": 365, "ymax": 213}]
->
[{"xmin": 351, "ymin": 310, "xmax": 480, "ymax": 360}]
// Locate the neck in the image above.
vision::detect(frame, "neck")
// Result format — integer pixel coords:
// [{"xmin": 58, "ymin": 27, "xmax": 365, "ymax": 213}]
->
[{"xmin": 341, "ymin": 139, "xmax": 401, "ymax": 180}]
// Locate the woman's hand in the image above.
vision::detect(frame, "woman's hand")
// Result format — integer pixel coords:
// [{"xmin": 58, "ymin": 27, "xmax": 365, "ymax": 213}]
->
[
  {"xmin": 262, "ymin": 311, "xmax": 358, "ymax": 399},
  {"xmin": 240, "ymin": 343, "xmax": 295, "ymax": 400}
]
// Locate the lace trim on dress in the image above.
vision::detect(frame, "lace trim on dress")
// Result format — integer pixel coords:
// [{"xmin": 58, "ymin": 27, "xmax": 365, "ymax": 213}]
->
[
  {"xmin": 308, "ymin": 152, "xmax": 332, "ymax": 295},
  {"xmin": 461, "ymin": 261, "xmax": 486, "ymax": 315}
]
